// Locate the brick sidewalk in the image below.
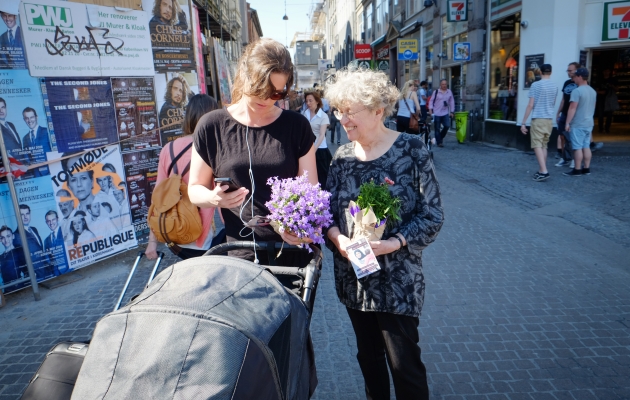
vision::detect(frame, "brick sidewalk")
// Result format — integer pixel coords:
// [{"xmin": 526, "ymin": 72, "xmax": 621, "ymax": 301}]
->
[{"xmin": 1, "ymin": 133, "xmax": 629, "ymax": 399}]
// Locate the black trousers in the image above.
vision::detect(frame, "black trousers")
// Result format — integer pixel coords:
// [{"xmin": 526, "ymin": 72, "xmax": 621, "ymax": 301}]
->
[
  {"xmin": 346, "ymin": 307, "xmax": 430, "ymax": 400},
  {"xmin": 315, "ymin": 148, "xmax": 332, "ymax": 188}
]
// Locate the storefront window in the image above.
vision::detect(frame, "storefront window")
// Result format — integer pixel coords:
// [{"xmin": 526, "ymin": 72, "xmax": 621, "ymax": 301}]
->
[
  {"xmin": 367, "ymin": 4, "xmax": 373, "ymax": 42},
  {"xmin": 487, "ymin": 13, "xmax": 521, "ymax": 121}
]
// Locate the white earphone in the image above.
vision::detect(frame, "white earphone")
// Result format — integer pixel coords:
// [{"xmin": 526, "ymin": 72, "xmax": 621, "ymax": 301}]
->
[{"xmin": 237, "ymin": 106, "xmax": 259, "ymax": 264}]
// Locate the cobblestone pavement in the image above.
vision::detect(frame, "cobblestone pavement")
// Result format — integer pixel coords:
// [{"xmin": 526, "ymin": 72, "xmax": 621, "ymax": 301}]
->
[{"xmin": 1, "ymin": 133, "xmax": 629, "ymax": 399}]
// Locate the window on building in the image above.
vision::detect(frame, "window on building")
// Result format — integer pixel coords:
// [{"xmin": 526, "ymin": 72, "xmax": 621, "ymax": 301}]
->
[
  {"xmin": 408, "ymin": 0, "xmax": 422, "ymax": 16},
  {"xmin": 441, "ymin": 15, "xmax": 468, "ymax": 61},
  {"xmin": 375, "ymin": 0, "xmax": 388, "ymax": 38},
  {"xmin": 393, "ymin": 0, "xmax": 402, "ymax": 16},
  {"xmin": 367, "ymin": 3, "xmax": 373, "ymax": 42},
  {"xmin": 358, "ymin": 10, "xmax": 364, "ymax": 42},
  {"xmin": 488, "ymin": 13, "xmax": 521, "ymax": 122}
]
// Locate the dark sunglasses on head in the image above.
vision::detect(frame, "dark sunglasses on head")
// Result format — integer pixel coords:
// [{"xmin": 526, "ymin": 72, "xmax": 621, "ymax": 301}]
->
[{"xmin": 268, "ymin": 90, "xmax": 288, "ymax": 100}]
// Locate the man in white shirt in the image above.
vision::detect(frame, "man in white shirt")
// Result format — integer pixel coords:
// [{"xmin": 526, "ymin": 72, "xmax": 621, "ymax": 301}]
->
[{"xmin": 521, "ymin": 64, "xmax": 558, "ymax": 182}]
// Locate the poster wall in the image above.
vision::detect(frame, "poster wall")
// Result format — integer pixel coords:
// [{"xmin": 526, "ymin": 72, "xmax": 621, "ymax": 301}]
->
[
  {"xmin": 143, "ymin": 0, "xmax": 195, "ymax": 72},
  {"xmin": 19, "ymin": 0, "xmax": 154, "ymax": 77},
  {"xmin": 47, "ymin": 145, "xmax": 137, "ymax": 271},
  {"xmin": 155, "ymin": 71, "xmax": 198, "ymax": 144},
  {"xmin": 0, "ymin": 1, "xmax": 26, "ymax": 70},
  {"xmin": 45, "ymin": 77, "xmax": 118, "ymax": 152},
  {"xmin": 0, "ymin": 176, "xmax": 66, "ymax": 293},
  {"xmin": 0, "ymin": 70, "xmax": 51, "ymax": 178},
  {"xmin": 112, "ymin": 77, "xmax": 161, "ymax": 151},
  {"xmin": 122, "ymin": 148, "xmax": 159, "ymax": 242},
  {"xmin": 213, "ymin": 38, "xmax": 232, "ymax": 106}
]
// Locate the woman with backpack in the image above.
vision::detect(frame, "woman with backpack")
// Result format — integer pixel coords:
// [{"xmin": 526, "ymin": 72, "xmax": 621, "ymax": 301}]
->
[
  {"xmin": 146, "ymin": 94, "xmax": 221, "ymax": 260},
  {"xmin": 396, "ymin": 80, "xmax": 421, "ymax": 134},
  {"xmin": 428, "ymin": 79, "xmax": 455, "ymax": 147}
]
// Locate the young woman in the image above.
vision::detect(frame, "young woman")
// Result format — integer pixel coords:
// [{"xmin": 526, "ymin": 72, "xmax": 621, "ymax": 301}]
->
[
  {"xmin": 146, "ymin": 94, "xmax": 220, "ymax": 260},
  {"xmin": 396, "ymin": 80, "xmax": 421, "ymax": 134},
  {"xmin": 188, "ymin": 38, "xmax": 318, "ymax": 265},
  {"xmin": 302, "ymin": 90, "xmax": 331, "ymax": 188}
]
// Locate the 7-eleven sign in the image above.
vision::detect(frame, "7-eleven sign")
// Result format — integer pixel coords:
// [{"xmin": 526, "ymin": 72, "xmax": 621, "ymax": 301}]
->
[
  {"xmin": 602, "ymin": 1, "xmax": 630, "ymax": 42},
  {"xmin": 447, "ymin": 0, "xmax": 468, "ymax": 22}
]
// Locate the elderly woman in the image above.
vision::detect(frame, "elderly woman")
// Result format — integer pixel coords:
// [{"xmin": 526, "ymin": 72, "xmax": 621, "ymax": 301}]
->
[{"xmin": 325, "ymin": 69, "xmax": 444, "ymax": 400}]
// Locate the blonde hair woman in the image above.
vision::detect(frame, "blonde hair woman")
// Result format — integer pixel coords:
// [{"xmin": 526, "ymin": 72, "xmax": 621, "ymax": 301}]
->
[
  {"xmin": 188, "ymin": 38, "xmax": 318, "ymax": 264},
  {"xmin": 396, "ymin": 80, "xmax": 421, "ymax": 133},
  {"xmin": 325, "ymin": 69, "xmax": 443, "ymax": 399}
]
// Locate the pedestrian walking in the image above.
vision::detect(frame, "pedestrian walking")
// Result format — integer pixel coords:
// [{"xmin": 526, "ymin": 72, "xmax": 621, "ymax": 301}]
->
[
  {"xmin": 428, "ymin": 79, "xmax": 455, "ymax": 147},
  {"xmin": 555, "ymin": 62, "xmax": 580, "ymax": 167},
  {"xmin": 302, "ymin": 90, "xmax": 332, "ymax": 188},
  {"xmin": 417, "ymin": 81, "xmax": 429, "ymax": 122},
  {"xmin": 563, "ymin": 68, "xmax": 597, "ymax": 176},
  {"xmin": 329, "ymin": 106, "xmax": 341, "ymax": 144},
  {"xmin": 520, "ymin": 64, "xmax": 558, "ymax": 182},
  {"xmin": 396, "ymin": 80, "xmax": 420, "ymax": 134},
  {"xmin": 325, "ymin": 68, "xmax": 444, "ymax": 400}
]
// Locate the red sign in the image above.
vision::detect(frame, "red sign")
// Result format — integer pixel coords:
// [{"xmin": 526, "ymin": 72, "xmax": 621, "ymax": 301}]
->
[
  {"xmin": 354, "ymin": 44, "xmax": 372, "ymax": 60},
  {"xmin": 376, "ymin": 45, "xmax": 390, "ymax": 60}
]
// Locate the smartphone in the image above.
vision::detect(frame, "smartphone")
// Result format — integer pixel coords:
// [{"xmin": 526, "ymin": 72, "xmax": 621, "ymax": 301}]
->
[{"xmin": 214, "ymin": 177, "xmax": 241, "ymax": 193}]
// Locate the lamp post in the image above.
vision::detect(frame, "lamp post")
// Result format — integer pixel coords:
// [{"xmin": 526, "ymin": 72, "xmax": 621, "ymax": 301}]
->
[{"xmin": 283, "ymin": 0, "xmax": 288, "ymax": 48}]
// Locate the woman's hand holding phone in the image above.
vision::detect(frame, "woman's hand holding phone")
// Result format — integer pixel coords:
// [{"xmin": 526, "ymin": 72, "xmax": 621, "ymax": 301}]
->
[{"xmin": 209, "ymin": 184, "xmax": 249, "ymax": 208}]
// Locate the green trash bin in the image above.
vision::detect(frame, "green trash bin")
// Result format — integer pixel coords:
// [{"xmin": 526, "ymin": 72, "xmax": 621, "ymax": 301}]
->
[{"xmin": 454, "ymin": 111, "xmax": 469, "ymax": 144}]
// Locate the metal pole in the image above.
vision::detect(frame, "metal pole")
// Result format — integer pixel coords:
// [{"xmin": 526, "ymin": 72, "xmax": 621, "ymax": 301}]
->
[
  {"xmin": 146, "ymin": 252, "xmax": 164, "ymax": 288},
  {"xmin": 114, "ymin": 251, "xmax": 143, "ymax": 311},
  {"xmin": 460, "ymin": 61, "xmax": 464, "ymax": 111},
  {"xmin": 0, "ymin": 134, "xmax": 40, "ymax": 301}
]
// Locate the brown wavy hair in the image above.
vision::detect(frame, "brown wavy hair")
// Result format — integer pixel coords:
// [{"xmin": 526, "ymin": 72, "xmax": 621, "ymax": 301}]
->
[
  {"xmin": 164, "ymin": 74, "xmax": 190, "ymax": 108},
  {"xmin": 231, "ymin": 38, "xmax": 294, "ymax": 103},
  {"xmin": 304, "ymin": 90, "xmax": 323, "ymax": 114},
  {"xmin": 152, "ymin": 0, "xmax": 182, "ymax": 25}
]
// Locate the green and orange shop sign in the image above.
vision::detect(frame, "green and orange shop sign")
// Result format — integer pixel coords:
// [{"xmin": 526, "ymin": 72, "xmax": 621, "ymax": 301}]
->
[{"xmin": 602, "ymin": 1, "xmax": 630, "ymax": 42}]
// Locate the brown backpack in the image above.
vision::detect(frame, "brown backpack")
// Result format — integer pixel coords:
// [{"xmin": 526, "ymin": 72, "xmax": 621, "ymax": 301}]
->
[{"xmin": 147, "ymin": 142, "xmax": 203, "ymax": 254}]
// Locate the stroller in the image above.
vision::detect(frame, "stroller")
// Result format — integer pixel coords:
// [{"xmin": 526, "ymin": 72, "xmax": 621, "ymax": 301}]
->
[{"xmin": 24, "ymin": 243, "xmax": 322, "ymax": 400}]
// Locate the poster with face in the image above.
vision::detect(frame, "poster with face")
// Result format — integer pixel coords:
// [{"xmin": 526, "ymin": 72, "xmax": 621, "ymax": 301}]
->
[
  {"xmin": 122, "ymin": 148, "xmax": 160, "ymax": 242},
  {"xmin": 111, "ymin": 77, "xmax": 161, "ymax": 152},
  {"xmin": 155, "ymin": 71, "xmax": 198, "ymax": 144},
  {"xmin": 0, "ymin": 70, "xmax": 51, "ymax": 179},
  {"xmin": 0, "ymin": 176, "xmax": 67, "ymax": 294},
  {"xmin": 143, "ymin": 0, "xmax": 195, "ymax": 72},
  {"xmin": 47, "ymin": 145, "xmax": 137, "ymax": 271},
  {"xmin": 44, "ymin": 77, "xmax": 118, "ymax": 152},
  {"xmin": 0, "ymin": 0, "xmax": 26, "ymax": 70}
]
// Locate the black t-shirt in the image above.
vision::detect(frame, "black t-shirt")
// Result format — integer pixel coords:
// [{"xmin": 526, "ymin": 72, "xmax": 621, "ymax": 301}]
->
[
  {"xmin": 561, "ymin": 79, "xmax": 578, "ymax": 115},
  {"xmin": 193, "ymin": 108, "xmax": 315, "ymax": 264}
]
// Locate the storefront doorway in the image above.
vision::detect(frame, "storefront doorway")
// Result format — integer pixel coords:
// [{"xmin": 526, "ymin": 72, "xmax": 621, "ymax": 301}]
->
[
  {"xmin": 449, "ymin": 65, "xmax": 462, "ymax": 111},
  {"xmin": 590, "ymin": 48, "xmax": 630, "ymax": 142}
]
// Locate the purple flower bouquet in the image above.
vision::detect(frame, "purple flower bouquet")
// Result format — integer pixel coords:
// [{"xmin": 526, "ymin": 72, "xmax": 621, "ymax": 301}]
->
[{"xmin": 265, "ymin": 172, "xmax": 333, "ymax": 249}]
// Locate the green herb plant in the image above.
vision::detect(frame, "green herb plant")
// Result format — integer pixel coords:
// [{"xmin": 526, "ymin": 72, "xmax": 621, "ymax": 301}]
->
[{"xmin": 356, "ymin": 180, "xmax": 401, "ymax": 226}]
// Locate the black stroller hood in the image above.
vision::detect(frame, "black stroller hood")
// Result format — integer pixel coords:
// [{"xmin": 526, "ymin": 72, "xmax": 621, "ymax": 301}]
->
[{"xmin": 72, "ymin": 256, "xmax": 314, "ymax": 400}]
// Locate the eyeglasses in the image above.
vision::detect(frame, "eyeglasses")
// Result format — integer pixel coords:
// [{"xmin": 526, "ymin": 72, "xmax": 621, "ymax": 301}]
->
[
  {"xmin": 333, "ymin": 108, "xmax": 367, "ymax": 120},
  {"xmin": 268, "ymin": 90, "xmax": 288, "ymax": 101}
]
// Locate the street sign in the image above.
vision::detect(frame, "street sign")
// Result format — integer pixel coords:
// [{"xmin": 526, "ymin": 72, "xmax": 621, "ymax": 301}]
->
[
  {"xmin": 447, "ymin": 0, "xmax": 468, "ymax": 22},
  {"xmin": 453, "ymin": 42, "xmax": 471, "ymax": 61},
  {"xmin": 318, "ymin": 59, "xmax": 332, "ymax": 71},
  {"xmin": 376, "ymin": 45, "xmax": 390, "ymax": 60},
  {"xmin": 397, "ymin": 39, "xmax": 418, "ymax": 60},
  {"xmin": 602, "ymin": 1, "xmax": 630, "ymax": 42}
]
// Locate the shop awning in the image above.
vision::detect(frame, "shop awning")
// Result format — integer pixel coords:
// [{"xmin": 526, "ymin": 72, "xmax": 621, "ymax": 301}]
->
[
  {"xmin": 400, "ymin": 19, "xmax": 422, "ymax": 36},
  {"xmin": 371, "ymin": 34, "xmax": 386, "ymax": 48}
]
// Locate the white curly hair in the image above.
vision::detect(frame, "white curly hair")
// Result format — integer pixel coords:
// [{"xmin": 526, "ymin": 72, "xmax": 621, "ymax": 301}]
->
[{"xmin": 324, "ymin": 68, "xmax": 400, "ymax": 120}]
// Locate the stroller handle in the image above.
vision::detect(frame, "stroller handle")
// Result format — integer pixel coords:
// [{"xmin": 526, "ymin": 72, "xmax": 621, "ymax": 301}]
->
[{"xmin": 204, "ymin": 241, "xmax": 322, "ymax": 310}]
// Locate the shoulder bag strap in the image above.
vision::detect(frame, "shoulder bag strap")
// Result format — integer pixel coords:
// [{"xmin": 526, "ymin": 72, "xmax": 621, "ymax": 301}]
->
[
  {"xmin": 432, "ymin": 90, "xmax": 438, "ymax": 108},
  {"xmin": 403, "ymin": 98, "xmax": 418, "ymax": 121},
  {"xmin": 167, "ymin": 142, "xmax": 193, "ymax": 176}
]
